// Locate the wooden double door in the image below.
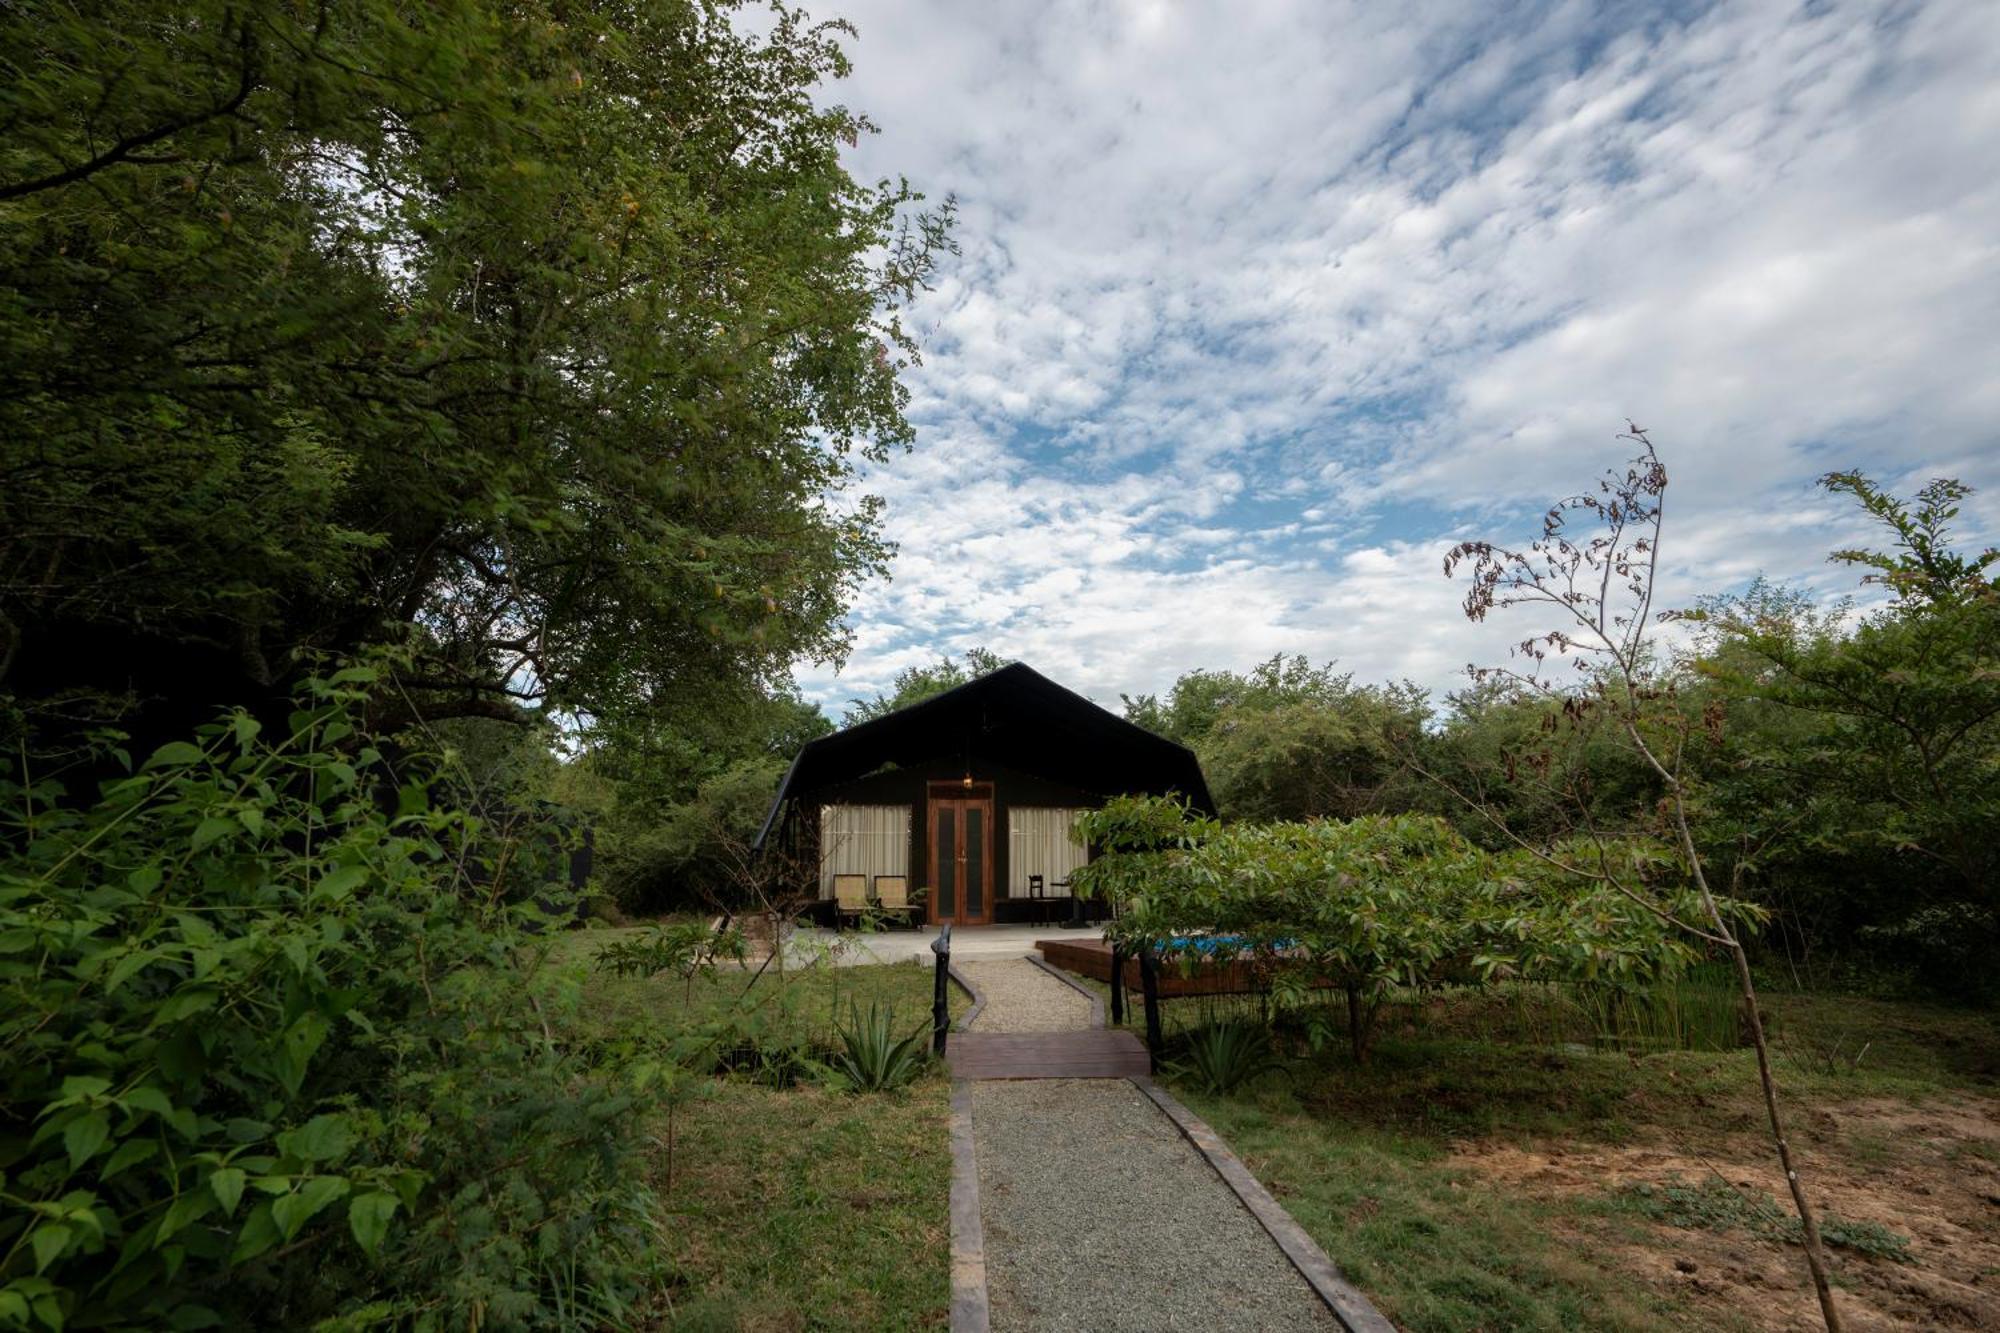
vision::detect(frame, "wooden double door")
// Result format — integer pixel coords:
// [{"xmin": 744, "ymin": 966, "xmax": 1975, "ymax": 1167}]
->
[{"xmin": 927, "ymin": 783, "xmax": 993, "ymax": 926}]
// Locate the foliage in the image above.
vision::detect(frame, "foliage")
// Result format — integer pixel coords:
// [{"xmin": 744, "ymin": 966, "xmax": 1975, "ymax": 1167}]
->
[
  {"xmin": 1125, "ymin": 656, "xmax": 1429, "ymax": 822},
  {"xmin": 593, "ymin": 919, "xmax": 746, "ymax": 982},
  {"xmin": 598, "ymin": 755, "xmax": 792, "ymax": 915},
  {"xmin": 1123, "ymin": 654, "xmax": 1353, "ymax": 743},
  {"xmin": 1066, "ymin": 791, "xmax": 1216, "ymax": 913},
  {"xmin": 825, "ymin": 1002, "xmax": 931, "ymax": 1093},
  {"xmin": 1698, "ymin": 474, "xmax": 1999, "ymax": 991},
  {"xmin": 1819, "ymin": 472, "xmax": 1998, "ymax": 602},
  {"xmin": 842, "ymin": 648, "xmax": 1010, "ymax": 725},
  {"xmin": 1576, "ymin": 965, "xmax": 1742, "ymax": 1054},
  {"xmin": 0, "ymin": 679, "xmax": 648, "ymax": 1329},
  {"xmin": 586, "ymin": 686, "xmax": 828, "ymax": 914},
  {"xmin": 1168, "ymin": 1021, "xmax": 1280, "ymax": 1095},
  {"xmin": 1078, "ymin": 796, "xmax": 1718, "ymax": 1061},
  {"xmin": 1, "ymin": 0, "xmax": 951, "ymax": 741},
  {"xmin": 1418, "ymin": 678, "xmax": 1664, "ymax": 854}
]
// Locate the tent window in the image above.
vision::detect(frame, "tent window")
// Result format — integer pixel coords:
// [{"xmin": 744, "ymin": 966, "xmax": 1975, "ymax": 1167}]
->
[
  {"xmin": 1007, "ymin": 807, "xmax": 1089, "ymax": 898},
  {"xmin": 818, "ymin": 804, "xmax": 911, "ymax": 898}
]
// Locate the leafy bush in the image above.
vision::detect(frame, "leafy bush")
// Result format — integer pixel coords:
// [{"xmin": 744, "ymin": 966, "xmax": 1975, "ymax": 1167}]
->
[
  {"xmin": 1856, "ymin": 904, "xmax": 2000, "ymax": 1001},
  {"xmin": 826, "ymin": 1003, "xmax": 931, "ymax": 1093},
  {"xmin": 0, "ymin": 678, "xmax": 650, "ymax": 1329},
  {"xmin": 594, "ymin": 920, "xmax": 746, "ymax": 983},
  {"xmin": 1169, "ymin": 1021, "xmax": 1280, "ymax": 1094},
  {"xmin": 1078, "ymin": 797, "xmax": 1741, "ymax": 1060}
]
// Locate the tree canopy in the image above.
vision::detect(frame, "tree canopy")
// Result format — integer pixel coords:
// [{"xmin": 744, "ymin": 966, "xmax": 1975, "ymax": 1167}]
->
[
  {"xmin": 1072, "ymin": 795, "xmax": 1716, "ymax": 1060},
  {"xmin": 1, "ymin": 0, "xmax": 952, "ymax": 743},
  {"xmin": 1124, "ymin": 654, "xmax": 1426, "ymax": 822},
  {"xmin": 841, "ymin": 646, "xmax": 1009, "ymax": 725}
]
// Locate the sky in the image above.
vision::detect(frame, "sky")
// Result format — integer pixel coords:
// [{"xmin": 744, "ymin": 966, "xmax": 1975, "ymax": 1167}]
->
[{"xmin": 786, "ymin": 0, "xmax": 1999, "ymax": 719}]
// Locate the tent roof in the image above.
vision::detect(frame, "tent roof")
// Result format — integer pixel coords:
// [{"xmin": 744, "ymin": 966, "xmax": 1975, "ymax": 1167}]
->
[{"xmin": 753, "ymin": 662, "xmax": 1212, "ymax": 847}]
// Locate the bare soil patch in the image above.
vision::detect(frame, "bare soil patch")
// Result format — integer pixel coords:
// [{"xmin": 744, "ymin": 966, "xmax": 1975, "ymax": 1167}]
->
[{"xmin": 1447, "ymin": 1093, "xmax": 2000, "ymax": 1331}]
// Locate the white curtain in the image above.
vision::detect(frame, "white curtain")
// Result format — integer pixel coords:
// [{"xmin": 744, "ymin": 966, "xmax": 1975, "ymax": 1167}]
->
[
  {"xmin": 818, "ymin": 805, "xmax": 911, "ymax": 898},
  {"xmin": 1007, "ymin": 807, "xmax": 1089, "ymax": 897}
]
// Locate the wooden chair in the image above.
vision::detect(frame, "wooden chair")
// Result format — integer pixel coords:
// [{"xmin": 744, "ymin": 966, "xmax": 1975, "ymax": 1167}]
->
[
  {"xmin": 832, "ymin": 873, "xmax": 871, "ymax": 925},
  {"xmin": 873, "ymin": 875, "xmax": 915, "ymax": 927}
]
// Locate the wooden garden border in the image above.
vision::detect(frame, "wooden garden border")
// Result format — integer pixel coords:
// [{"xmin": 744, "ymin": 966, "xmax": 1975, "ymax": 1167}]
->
[
  {"xmin": 1131, "ymin": 1078, "xmax": 1398, "ymax": 1333},
  {"xmin": 947, "ymin": 1081, "xmax": 990, "ymax": 1332}
]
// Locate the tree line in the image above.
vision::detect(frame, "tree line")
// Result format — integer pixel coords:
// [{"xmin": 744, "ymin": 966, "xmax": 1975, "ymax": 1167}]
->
[
  {"xmin": 1116, "ymin": 472, "xmax": 1997, "ymax": 998},
  {"xmin": 589, "ymin": 473, "xmax": 1996, "ymax": 1007}
]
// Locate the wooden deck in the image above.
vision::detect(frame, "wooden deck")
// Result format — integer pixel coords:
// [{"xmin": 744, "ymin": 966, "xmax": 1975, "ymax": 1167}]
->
[{"xmin": 945, "ymin": 1029, "xmax": 1151, "ymax": 1080}]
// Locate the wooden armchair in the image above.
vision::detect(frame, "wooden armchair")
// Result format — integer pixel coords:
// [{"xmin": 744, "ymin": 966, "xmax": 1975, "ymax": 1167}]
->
[
  {"xmin": 832, "ymin": 873, "xmax": 871, "ymax": 925},
  {"xmin": 873, "ymin": 875, "xmax": 916, "ymax": 927}
]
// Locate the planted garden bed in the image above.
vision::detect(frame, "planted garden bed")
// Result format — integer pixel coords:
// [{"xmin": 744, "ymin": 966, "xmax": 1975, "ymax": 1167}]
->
[{"xmin": 1037, "ymin": 937, "xmax": 1326, "ymax": 998}]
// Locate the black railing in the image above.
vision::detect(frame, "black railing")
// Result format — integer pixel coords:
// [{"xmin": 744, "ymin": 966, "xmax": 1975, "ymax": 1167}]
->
[
  {"xmin": 930, "ymin": 923, "xmax": 953, "ymax": 1055},
  {"xmin": 1138, "ymin": 946, "xmax": 1163, "ymax": 1073}
]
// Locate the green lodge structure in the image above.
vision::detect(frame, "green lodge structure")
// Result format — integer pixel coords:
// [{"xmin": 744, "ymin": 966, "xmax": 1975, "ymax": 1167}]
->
[{"xmin": 754, "ymin": 663, "xmax": 1213, "ymax": 927}]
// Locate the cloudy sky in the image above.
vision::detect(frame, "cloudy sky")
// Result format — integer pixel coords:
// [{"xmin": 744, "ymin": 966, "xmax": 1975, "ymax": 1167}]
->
[{"xmin": 789, "ymin": 0, "xmax": 1999, "ymax": 718}]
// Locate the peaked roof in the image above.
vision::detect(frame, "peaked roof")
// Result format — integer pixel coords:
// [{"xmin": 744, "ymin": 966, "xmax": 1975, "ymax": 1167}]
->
[{"xmin": 753, "ymin": 662, "xmax": 1213, "ymax": 847}]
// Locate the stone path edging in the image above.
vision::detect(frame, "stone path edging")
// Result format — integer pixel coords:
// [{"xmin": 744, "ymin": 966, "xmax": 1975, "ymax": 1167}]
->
[
  {"xmin": 1130, "ymin": 1078, "xmax": 1398, "ymax": 1333},
  {"xmin": 948, "ymin": 1082, "xmax": 991, "ymax": 1333},
  {"xmin": 1021, "ymin": 950, "xmax": 1106, "ymax": 1026},
  {"xmin": 948, "ymin": 964, "xmax": 986, "ymax": 1031}
]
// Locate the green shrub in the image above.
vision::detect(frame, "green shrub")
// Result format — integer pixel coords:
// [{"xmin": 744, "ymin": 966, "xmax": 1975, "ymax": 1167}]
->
[
  {"xmin": 0, "ymin": 677, "xmax": 650, "ymax": 1329},
  {"xmin": 1168, "ymin": 1020, "xmax": 1280, "ymax": 1094},
  {"xmin": 826, "ymin": 1002, "xmax": 930, "ymax": 1093}
]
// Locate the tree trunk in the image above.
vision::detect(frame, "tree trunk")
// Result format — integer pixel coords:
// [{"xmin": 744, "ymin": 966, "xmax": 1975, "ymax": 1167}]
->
[
  {"xmin": 1725, "ymin": 933, "xmax": 1843, "ymax": 1330},
  {"xmin": 1345, "ymin": 983, "xmax": 1374, "ymax": 1064},
  {"xmin": 1668, "ymin": 787, "xmax": 1843, "ymax": 1332}
]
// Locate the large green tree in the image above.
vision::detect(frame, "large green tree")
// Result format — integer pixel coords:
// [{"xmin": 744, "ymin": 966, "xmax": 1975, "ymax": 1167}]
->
[
  {"xmin": 841, "ymin": 646, "xmax": 1008, "ymax": 724},
  {"xmin": 1125, "ymin": 655, "xmax": 1428, "ymax": 821},
  {"xmin": 586, "ymin": 683, "xmax": 831, "ymax": 911},
  {"xmin": 1, "ymin": 0, "xmax": 950, "ymax": 742},
  {"xmin": 1700, "ymin": 475, "xmax": 2000, "ymax": 986}
]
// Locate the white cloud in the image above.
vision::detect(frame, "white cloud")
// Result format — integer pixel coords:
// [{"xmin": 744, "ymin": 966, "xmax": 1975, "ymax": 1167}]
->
[{"xmin": 787, "ymin": 0, "xmax": 2000, "ymax": 716}]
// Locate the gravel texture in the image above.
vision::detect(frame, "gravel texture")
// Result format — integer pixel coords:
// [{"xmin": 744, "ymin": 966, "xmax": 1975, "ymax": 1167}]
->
[
  {"xmin": 971, "ymin": 1079, "xmax": 1339, "ymax": 1332},
  {"xmin": 960, "ymin": 959, "xmax": 1095, "ymax": 1033}
]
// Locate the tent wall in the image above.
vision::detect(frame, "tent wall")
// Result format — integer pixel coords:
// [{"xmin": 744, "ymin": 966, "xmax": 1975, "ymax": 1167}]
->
[{"xmin": 788, "ymin": 756, "xmax": 1101, "ymax": 917}]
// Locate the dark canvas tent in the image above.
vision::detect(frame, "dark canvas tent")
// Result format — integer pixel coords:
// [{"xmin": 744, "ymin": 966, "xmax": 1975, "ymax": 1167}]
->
[{"xmin": 756, "ymin": 662, "xmax": 1210, "ymax": 926}]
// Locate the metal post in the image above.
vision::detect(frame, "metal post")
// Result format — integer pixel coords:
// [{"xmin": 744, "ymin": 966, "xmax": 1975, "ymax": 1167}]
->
[
  {"xmin": 930, "ymin": 923, "xmax": 953, "ymax": 1055},
  {"xmin": 1109, "ymin": 943, "xmax": 1125, "ymax": 1026},
  {"xmin": 1139, "ymin": 946, "xmax": 1163, "ymax": 1073}
]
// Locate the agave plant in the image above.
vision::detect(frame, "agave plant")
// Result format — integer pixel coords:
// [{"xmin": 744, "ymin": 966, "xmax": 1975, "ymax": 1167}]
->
[
  {"xmin": 828, "ymin": 1000, "xmax": 931, "ymax": 1092},
  {"xmin": 1169, "ymin": 1019, "xmax": 1279, "ymax": 1094}
]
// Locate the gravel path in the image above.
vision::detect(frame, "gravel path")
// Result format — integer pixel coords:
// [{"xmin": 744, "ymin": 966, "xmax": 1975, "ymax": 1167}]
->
[
  {"xmin": 960, "ymin": 958, "xmax": 1095, "ymax": 1033},
  {"xmin": 971, "ymin": 1079, "xmax": 1339, "ymax": 1332}
]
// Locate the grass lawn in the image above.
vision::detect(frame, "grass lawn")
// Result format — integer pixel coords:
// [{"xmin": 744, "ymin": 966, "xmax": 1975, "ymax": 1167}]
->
[
  {"xmin": 650, "ymin": 1078, "xmax": 950, "ymax": 1332},
  {"xmin": 538, "ymin": 924, "xmax": 960, "ymax": 1330},
  {"xmin": 538, "ymin": 923, "xmax": 966, "ymax": 1046},
  {"xmin": 1096, "ymin": 975, "xmax": 2000, "ymax": 1331}
]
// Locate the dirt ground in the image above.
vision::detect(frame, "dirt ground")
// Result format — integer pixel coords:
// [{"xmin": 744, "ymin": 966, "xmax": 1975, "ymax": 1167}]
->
[{"xmin": 1449, "ymin": 1095, "xmax": 2000, "ymax": 1331}]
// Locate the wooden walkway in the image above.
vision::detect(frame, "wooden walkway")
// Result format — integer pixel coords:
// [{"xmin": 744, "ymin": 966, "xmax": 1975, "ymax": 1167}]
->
[{"xmin": 945, "ymin": 1028, "xmax": 1151, "ymax": 1080}]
